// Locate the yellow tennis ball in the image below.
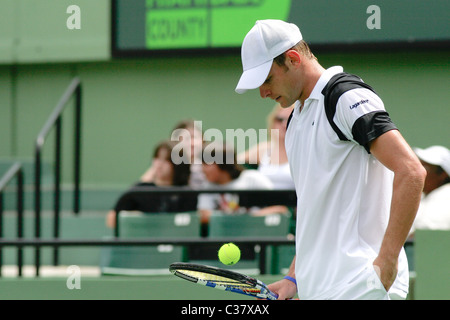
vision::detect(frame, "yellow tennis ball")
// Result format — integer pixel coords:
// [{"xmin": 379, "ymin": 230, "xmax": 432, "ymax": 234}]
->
[{"xmin": 218, "ymin": 243, "xmax": 241, "ymax": 266}]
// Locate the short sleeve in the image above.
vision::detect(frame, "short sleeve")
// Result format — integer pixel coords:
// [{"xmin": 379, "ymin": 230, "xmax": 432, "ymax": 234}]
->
[{"xmin": 334, "ymin": 88, "xmax": 398, "ymax": 152}]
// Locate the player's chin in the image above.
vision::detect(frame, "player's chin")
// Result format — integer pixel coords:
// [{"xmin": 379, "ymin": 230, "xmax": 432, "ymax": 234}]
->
[{"xmin": 276, "ymin": 98, "xmax": 290, "ymax": 108}]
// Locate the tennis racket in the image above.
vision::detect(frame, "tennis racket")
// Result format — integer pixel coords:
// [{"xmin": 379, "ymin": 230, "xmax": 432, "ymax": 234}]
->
[{"xmin": 169, "ymin": 262, "xmax": 278, "ymax": 300}]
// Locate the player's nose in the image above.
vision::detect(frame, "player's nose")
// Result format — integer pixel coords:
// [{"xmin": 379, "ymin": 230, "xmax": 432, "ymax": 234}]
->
[{"xmin": 259, "ymin": 85, "xmax": 271, "ymax": 99}]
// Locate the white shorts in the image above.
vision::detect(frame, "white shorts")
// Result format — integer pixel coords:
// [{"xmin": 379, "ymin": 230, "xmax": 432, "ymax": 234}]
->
[{"xmin": 323, "ymin": 265, "xmax": 391, "ymax": 300}]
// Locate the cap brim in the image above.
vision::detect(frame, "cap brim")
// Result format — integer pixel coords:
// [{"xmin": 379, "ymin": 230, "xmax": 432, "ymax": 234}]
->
[{"xmin": 235, "ymin": 60, "xmax": 273, "ymax": 94}]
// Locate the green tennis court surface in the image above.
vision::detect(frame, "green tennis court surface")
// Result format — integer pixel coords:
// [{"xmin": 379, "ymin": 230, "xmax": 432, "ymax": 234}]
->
[{"xmin": 0, "ymin": 274, "xmax": 282, "ymax": 300}]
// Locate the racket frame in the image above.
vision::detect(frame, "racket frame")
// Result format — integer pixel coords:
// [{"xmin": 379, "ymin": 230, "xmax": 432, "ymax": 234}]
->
[{"xmin": 169, "ymin": 262, "xmax": 278, "ymax": 300}]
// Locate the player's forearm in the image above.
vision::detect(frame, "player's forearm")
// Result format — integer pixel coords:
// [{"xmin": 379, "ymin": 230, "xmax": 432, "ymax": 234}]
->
[
  {"xmin": 370, "ymin": 131, "xmax": 426, "ymax": 261},
  {"xmin": 379, "ymin": 164, "xmax": 426, "ymax": 260},
  {"xmin": 286, "ymin": 256, "xmax": 296, "ymax": 278}
]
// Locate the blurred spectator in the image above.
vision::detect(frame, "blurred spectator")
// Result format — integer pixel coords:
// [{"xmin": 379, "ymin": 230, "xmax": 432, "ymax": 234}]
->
[
  {"xmin": 170, "ymin": 119, "xmax": 206, "ymax": 188},
  {"xmin": 237, "ymin": 103, "xmax": 295, "ymax": 216},
  {"xmin": 197, "ymin": 142, "xmax": 273, "ymax": 233},
  {"xmin": 238, "ymin": 104, "xmax": 295, "ymax": 189},
  {"xmin": 106, "ymin": 139, "xmax": 194, "ymax": 228},
  {"xmin": 409, "ymin": 145, "xmax": 450, "ymax": 236}
]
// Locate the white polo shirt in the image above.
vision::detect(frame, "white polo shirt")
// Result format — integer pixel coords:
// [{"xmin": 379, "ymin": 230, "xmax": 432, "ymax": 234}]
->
[{"xmin": 285, "ymin": 66, "xmax": 409, "ymax": 299}]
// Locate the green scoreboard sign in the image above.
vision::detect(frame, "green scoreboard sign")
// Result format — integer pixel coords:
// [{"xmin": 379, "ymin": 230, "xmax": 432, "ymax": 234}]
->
[
  {"xmin": 145, "ymin": 0, "xmax": 291, "ymax": 49},
  {"xmin": 112, "ymin": 0, "xmax": 449, "ymax": 55}
]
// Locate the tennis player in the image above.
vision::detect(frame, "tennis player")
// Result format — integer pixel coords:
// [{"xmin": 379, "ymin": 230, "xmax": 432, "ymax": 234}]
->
[{"xmin": 235, "ymin": 20, "xmax": 426, "ymax": 300}]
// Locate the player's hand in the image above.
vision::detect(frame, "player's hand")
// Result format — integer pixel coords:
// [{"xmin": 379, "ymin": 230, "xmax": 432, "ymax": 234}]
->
[
  {"xmin": 373, "ymin": 255, "xmax": 398, "ymax": 292},
  {"xmin": 267, "ymin": 278, "xmax": 297, "ymax": 300}
]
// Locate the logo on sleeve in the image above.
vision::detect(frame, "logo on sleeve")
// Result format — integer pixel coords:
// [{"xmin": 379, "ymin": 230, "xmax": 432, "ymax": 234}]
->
[{"xmin": 349, "ymin": 99, "xmax": 369, "ymax": 110}]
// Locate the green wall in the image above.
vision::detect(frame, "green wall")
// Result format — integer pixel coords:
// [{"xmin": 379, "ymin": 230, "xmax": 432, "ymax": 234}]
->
[
  {"xmin": 0, "ymin": 0, "xmax": 109, "ymax": 64},
  {"xmin": 2, "ymin": 51, "xmax": 448, "ymax": 188},
  {"xmin": 1, "ymin": 0, "xmax": 449, "ymax": 194}
]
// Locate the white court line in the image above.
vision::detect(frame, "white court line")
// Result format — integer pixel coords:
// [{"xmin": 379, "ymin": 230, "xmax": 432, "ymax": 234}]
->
[{"xmin": 1, "ymin": 265, "xmax": 101, "ymax": 278}]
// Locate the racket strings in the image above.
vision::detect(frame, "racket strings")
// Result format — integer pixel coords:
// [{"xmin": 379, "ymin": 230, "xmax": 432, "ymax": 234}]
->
[{"xmin": 176, "ymin": 269, "xmax": 254, "ymax": 288}]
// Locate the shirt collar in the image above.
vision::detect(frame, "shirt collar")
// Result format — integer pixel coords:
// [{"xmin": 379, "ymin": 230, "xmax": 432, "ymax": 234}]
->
[{"xmin": 306, "ymin": 66, "xmax": 344, "ymax": 101}]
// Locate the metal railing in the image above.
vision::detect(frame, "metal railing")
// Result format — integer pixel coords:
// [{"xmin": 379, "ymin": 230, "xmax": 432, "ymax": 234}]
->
[
  {"xmin": 0, "ymin": 237, "xmax": 295, "ymax": 276},
  {"xmin": 0, "ymin": 185, "xmax": 295, "ymax": 277},
  {"xmin": 0, "ymin": 162, "xmax": 24, "ymax": 276},
  {"xmin": 34, "ymin": 77, "xmax": 82, "ymax": 275}
]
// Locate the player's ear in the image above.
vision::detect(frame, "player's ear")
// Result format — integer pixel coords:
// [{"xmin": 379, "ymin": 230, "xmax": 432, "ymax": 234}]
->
[{"xmin": 285, "ymin": 50, "xmax": 301, "ymax": 68}]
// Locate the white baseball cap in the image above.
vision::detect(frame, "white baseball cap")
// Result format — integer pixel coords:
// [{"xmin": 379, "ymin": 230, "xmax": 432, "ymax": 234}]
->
[
  {"xmin": 235, "ymin": 20, "xmax": 303, "ymax": 94},
  {"xmin": 414, "ymin": 145, "xmax": 450, "ymax": 176}
]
